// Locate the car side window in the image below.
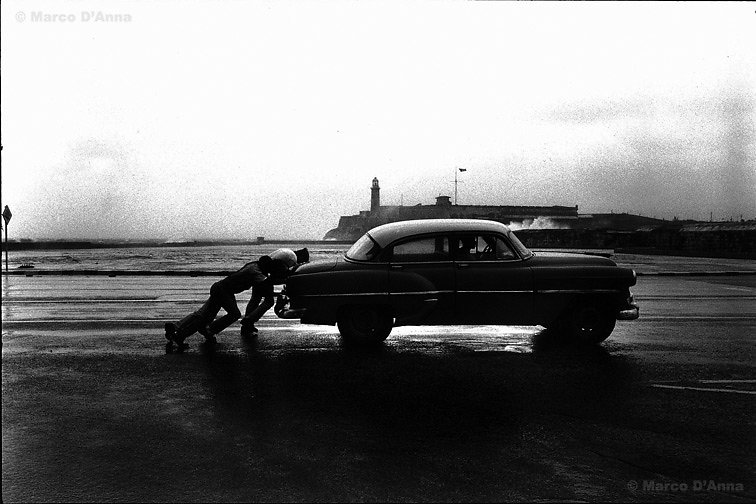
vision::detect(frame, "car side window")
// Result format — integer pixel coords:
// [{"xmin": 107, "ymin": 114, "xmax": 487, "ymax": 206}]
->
[
  {"xmin": 454, "ymin": 235, "xmax": 517, "ymax": 261},
  {"xmin": 454, "ymin": 235, "xmax": 479, "ymax": 261},
  {"xmin": 493, "ymin": 236, "xmax": 517, "ymax": 260},
  {"xmin": 390, "ymin": 236, "xmax": 450, "ymax": 263}
]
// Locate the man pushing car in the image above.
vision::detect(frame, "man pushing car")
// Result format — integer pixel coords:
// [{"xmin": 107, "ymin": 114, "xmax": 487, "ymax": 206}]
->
[{"xmin": 163, "ymin": 248, "xmax": 308, "ymax": 352}]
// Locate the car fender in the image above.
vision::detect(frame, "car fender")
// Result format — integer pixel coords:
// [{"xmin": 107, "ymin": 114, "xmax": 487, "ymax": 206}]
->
[
  {"xmin": 531, "ymin": 264, "xmax": 636, "ymax": 324},
  {"xmin": 287, "ymin": 268, "xmax": 390, "ymax": 325}
]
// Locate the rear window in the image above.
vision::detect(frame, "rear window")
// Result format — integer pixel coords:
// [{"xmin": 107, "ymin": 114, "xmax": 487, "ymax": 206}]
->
[{"xmin": 346, "ymin": 233, "xmax": 381, "ymax": 261}]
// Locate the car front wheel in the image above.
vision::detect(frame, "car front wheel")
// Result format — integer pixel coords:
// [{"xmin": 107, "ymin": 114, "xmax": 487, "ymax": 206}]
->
[
  {"xmin": 558, "ymin": 302, "xmax": 616, "ymax": 344},
  {"xmin": 337, "ymin": 306, "xmax": 393, "ymax": 345}
]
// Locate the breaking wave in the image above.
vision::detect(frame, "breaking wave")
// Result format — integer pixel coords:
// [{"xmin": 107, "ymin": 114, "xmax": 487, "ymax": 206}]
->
[{"xmin": 508, "ymin": 217, "xmax": 570, "ymax": 231}]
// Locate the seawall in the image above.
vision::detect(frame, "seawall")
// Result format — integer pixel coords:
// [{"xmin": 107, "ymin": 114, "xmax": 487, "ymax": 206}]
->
[{"xmin": 517, "ymin": 227, "xmax": 756, "ymax": 260}]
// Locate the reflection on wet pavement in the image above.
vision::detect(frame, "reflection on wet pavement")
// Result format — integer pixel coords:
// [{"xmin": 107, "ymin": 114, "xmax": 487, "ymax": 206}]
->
[{"xmin": 3, "ymin": 273, "xmax": 756, "ymax": 502}]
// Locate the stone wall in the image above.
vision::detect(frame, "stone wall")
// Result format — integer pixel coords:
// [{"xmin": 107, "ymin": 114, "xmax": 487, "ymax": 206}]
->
[{"xmin": 517, "ymin": 225, "xmax": 756, "ymax": 259}]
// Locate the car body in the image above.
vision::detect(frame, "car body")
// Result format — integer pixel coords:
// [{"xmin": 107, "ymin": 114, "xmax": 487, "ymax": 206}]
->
[{"xmin": 279, "ymin": 219, "xmax": 639, "ymax": 344}]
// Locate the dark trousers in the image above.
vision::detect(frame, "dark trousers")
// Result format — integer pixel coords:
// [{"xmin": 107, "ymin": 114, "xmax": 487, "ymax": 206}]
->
[
  {"xmin": 240, "ymin": 283, "xmax": 275, "ymax": 329},
  {"xmin": 174, "ymin": 282, "xmax": 241, "ymax": 340}
]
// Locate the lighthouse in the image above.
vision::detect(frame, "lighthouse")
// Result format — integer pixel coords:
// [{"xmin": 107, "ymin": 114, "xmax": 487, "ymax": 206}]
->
[{"xmin": 371, "ymin": 177, "xmax": 380, "ymax": 213}]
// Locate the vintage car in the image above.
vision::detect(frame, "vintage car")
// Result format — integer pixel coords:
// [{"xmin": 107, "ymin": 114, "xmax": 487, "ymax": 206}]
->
[{"xmin": 278, "ymin": 219, "xmax": 639, "ymax": 345}]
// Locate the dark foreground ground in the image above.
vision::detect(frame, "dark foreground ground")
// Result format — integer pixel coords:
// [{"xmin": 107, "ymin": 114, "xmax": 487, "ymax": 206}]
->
[{"xmin": 2, "ymin": 274, "xmax": 755, "ymax": 502}]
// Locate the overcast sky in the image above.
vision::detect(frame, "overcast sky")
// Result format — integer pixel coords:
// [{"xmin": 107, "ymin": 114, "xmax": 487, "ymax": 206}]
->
[{"xmin": 1, "ymin": 1, "xmax": 754, "ymax": 240}]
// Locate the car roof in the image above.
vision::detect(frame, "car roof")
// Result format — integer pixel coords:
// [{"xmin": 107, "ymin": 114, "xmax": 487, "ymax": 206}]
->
[{"xmin": 367, "ymin": 219, "xmax": 512, "ymax": 247}]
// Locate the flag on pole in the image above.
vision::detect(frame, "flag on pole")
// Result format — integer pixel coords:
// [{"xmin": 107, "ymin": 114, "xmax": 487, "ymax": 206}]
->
[{"xmin": 458, "ymin": 168, "xmax": 467, "ymax": 172}]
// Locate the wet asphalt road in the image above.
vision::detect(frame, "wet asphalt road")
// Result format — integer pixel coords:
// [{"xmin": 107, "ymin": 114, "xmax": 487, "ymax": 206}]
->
[{"xmin": 2, "ymin": 274, "xmax": 755, "ymax": 502}]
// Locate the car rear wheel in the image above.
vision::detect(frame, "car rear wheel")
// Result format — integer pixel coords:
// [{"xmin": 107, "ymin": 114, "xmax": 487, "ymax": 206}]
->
[
  {"xmin": 337, "ymin": 306, "xmax": 393, "ymax": 345},
  {"xmin": 558, "ymin": 302, "xmax": 616, "ymax": 344}
]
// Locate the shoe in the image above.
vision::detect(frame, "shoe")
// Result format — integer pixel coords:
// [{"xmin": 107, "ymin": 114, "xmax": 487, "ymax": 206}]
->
[
  {"xmin": 166, "ymin": 340, "xmax": 189, "ymax": 353},
  {"xmin": 164, "ymin": 322, "xmax": 188, "ymax": 347},
  {"xmin": 164, "ymin": 322, "xmax": 177, "ymax": 342},
  {"xmin": 173, "ymin": 341, "xmax": 190, "ymax": 353},
  {"xmin": 164, "ymin": 327, "xmax": 189, "ymax": 353},
  {"xmin": 241, "ymin": 324, "xmax": 259, "ymax": 337}
]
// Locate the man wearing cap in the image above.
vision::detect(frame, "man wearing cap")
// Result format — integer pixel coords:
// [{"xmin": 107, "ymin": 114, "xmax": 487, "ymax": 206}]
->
[
  {"xmin": 164, "ymin": 254, "xmax": 290, "ymax": 351},
  {"xmin": 239, "ymin": 248, "xmax": 309, "ymax": 337}
]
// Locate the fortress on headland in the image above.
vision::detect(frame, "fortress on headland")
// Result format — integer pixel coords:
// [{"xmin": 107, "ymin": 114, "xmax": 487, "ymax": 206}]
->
[{"xmin": 323, "ymin": 177, "xmax": 666, "ymax": 241}]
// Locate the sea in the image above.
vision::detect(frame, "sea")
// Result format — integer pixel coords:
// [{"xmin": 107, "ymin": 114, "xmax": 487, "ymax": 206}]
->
[
  {"xmin": 2, "ymin": 242, "xmax": 755, "ymax": 275},
  {"xmin": 2, "ymin": 243, "xmax": 349, "ymax": 273}
]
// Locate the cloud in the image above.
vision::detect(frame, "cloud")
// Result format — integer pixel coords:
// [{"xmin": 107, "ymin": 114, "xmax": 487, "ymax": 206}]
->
[
  {"xmin": 23, "ymin": 139, "xmax": 154, "ymax": 239},
  {"xmin": 3, "ymin": 2, "xmax": 754, "ymax": 239},
  {"xmin": 544, "ymin": 97, "xmax": 654, "ymax": 125},
  {"xmin": 536, "ymin": 88, "xmax": 756, "ymax": 219}
]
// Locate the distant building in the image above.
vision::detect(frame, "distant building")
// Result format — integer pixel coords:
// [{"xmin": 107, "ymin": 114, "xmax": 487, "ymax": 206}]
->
[{"xmin": 324, "ymin": 178, "xmax": 591, "ymax": 240}]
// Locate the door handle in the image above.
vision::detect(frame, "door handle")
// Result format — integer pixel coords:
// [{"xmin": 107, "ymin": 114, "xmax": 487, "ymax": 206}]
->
[
  {"xmin": 391, "ymin": 264, "xmax": 404, "ymax": 270},
  {"xmin": 456, "ymin": 263, "xmax": 469, "ymax": 269}
]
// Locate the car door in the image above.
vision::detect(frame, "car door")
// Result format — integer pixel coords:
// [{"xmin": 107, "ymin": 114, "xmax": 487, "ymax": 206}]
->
[
  {"xmin": 452, "ymin": 233, "xmax": 533, "ymax": 324},
  {"xmin": 385, "ymin": 234, "xmax": 457, "ymax": 325}
]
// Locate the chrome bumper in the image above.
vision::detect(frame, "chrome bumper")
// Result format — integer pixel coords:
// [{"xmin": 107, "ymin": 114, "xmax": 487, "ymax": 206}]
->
[
  {"xmin": 617, "ymin": 292, "xmax": 640, "ymax": 320},
  {"xmin": 276, "ymin": 307, "xmax": 306, "ymax": 319},
  {"xmin": 617, "ymin": 304, "xmax": 640, "ymax": 320},
  {"xmin": 274, "ymin": 294, "xmax": 307, "ymax": 319}
]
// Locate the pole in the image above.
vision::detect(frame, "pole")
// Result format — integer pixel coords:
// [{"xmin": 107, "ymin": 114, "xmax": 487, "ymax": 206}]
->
[
  {"xmin": 2, "ymin": 205, "xmax": 10, "ymax": 272},
  {"xmin": 454, "ymin": 169, "xmax": 458, "ymax": 206}
]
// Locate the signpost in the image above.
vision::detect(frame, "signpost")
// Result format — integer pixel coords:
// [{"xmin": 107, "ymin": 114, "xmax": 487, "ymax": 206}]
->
[
  {"xmin": 454, "ymin": 167, "xmax": 466, "ymax": 205},
  {"xmin": 2, "ymin": 205, "xmax": 11, "ymax": 272}
]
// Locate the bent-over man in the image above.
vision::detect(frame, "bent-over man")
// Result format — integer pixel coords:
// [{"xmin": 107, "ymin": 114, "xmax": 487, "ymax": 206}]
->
[{"xmin": 164, "ymin": 255, "xmax": 288, "ymax": 350}]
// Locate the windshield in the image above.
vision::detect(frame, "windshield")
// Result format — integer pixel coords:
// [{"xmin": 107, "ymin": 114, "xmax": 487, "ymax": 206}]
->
[
  {"xmin": 346, "ymin": 233, "xmax": 382, "ymax": 261},
  {"xmin": 507, "ymin": 230, "xmax": 533, "ymax": 259}
]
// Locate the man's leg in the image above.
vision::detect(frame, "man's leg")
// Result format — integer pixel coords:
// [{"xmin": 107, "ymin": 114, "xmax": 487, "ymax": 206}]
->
[
  {"xmin": 240, "ymin": 283, "xmax": 274, "ymax": 335},
  {"xmin": 241, "ymin": 296, "xmax": 274, "ymax": 336},
  {"xmin": 207, "ymin": 287, "xmax": 242, "ymax": 335},
  {"xmin": 167, "ymin": 296, "xmax": 221, "ymax": 343}
]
